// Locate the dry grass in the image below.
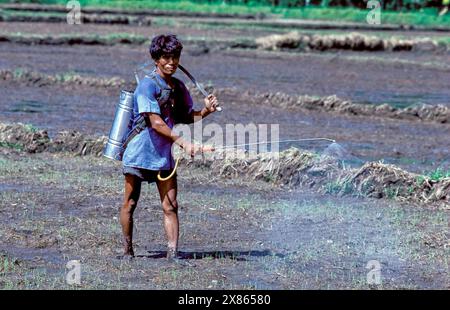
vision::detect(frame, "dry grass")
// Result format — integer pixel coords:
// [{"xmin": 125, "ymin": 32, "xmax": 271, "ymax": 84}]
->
[
  {"xmin": 256, "ymin": 31, "xmax": 447, "ymax": 52},
  {"xmin": 0, "ymin": 69, "xmax": 128, "ymax": 88},
  {"xmin": 241, "ymin": 92, "xmax": 450, "ymax": 124}
]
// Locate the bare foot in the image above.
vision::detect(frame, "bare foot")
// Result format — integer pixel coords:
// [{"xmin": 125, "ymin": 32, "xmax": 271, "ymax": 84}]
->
[
  {"xmin": 123, "ymin": 243, "xmax": 134, "ymax": 257},
  {"xmin": 117, "ymin": 246, "xmax": 134, "ymax": 260},
  {"xmin": 166, "ymin": 247, "xmax": 177, "ymax": 260}
]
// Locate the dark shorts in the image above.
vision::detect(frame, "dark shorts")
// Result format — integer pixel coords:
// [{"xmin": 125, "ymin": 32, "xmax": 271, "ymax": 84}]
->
[{"xmin": 122, "ymin": 166, "xmax": 175, "ymax": 183}]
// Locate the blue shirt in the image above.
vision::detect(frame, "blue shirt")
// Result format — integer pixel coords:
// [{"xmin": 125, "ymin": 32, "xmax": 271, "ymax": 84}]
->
[{"xmin": 122, "ymin": 71, "xmax": 194, "ymax": 171}]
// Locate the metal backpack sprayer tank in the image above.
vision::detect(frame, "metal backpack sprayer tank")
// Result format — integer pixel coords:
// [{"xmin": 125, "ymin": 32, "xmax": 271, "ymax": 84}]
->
[
  {"xmin": 103, "ymin": 64, "xmax": 221, "ymax": 161},
  {"xmin": 103, "ymin": 90, "xmax": 134, "ymax": 161}
]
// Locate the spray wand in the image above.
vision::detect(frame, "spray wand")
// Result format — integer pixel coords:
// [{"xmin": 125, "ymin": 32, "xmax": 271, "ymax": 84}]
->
[{"xmin": 157, "ymin": 138, "xmax": 336, "ymax": 181}]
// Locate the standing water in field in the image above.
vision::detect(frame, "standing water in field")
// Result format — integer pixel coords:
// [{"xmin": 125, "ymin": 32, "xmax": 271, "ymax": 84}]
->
[{"xmin": 321, "ymin": 142, "xmax": 364, "ymax": 168}]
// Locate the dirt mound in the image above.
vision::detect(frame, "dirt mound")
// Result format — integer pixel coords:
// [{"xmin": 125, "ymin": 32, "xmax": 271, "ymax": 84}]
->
[
  {"xmin": 0, "ymin": 123, "xmax": 50, "ymax": 153},
  {"xmin": 349, "ymin": 162, "xmax": 450, "ymax": 202},
  {"xmin": 256, "ymin": 31, "xmax": 446, "ymax": 52},
  {"xmin": 0, "ymin": 33, "xmax": 255, "ymax": 52},
  {"xmin": 241, "ymin": 91, "xmax": 450, "ymax": 123},
  {"xmin": 0, "ymin": 122, "xmax": 105, "ymax": 156},
  {"xmin": 190, "ymin": 147, "xmax": 449, "ymax": 205},
  {"xmin": 189, "ymin": 87, "xmax": 450, "ymax": 124},
  {"xmin": 2, "ymin": 122, "xmax": 448, "ymax": 205},
  {"xmin": 198, "ymin": 148, "xmax": 321, "ymax": 185},
  {"xmin": 0, "ymin": 69, "xmax": 128, "ymax": 88},
  {"xmin": 49, "ymin": 130, "xmax": 106, "ymax": 156},
  {"xmin": 0, "ymin": 33, "xmax": 148, "ymax": 46},
  {"xmin": 0, "ymin": 30, "xmax": 445, "ymax": 54},
  {"xmin": 0, "ymin": 12, "xmax": 152, "ymax": 25},
  {"xmin": 256, "ymin": 31, "xmax": 305, "ymax": 50}
]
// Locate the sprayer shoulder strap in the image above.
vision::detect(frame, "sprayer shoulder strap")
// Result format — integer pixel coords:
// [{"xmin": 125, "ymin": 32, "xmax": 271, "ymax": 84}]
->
[
  {"xmin": 149, "ymin": 73, "xmax": 175, "ymax": 109},
  {"xmin": 122, "ymin": 115, "xmax": 148, "ymax": 150},
  {"xmin": 121, "ymin": 74, "xmax": 170, "ymax": 150}
]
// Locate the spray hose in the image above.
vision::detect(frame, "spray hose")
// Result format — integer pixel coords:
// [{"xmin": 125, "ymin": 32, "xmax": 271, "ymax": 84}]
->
[
  {"xmin": 157, "ymin": 157, "xmax": 181, "ymax": 181},
  {"xmin": 156, "ymin": 138, "xmax": 336, "ymax": 181}
]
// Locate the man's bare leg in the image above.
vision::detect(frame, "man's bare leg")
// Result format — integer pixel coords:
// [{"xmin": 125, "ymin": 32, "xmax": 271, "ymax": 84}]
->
[
  {"xmin": 156, "ymin": 175, "xmax": 179, "ymax": 258},
  {"xmin": 120, "ymin": 174, "xmax": 141, "ymax": 256}
]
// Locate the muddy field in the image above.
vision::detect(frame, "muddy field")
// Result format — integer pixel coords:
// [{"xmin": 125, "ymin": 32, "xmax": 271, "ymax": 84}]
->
[
  {"xmin": 1, "ymin": 148, "xmax": 449, "ymax": 289},
  {"xmin": 0, "ymin": 16, "xmax": 449, "ymax": 290}
]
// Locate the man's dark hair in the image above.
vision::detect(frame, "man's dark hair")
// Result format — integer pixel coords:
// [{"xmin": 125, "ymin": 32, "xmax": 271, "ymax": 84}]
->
[{"xmin": 149, "ymin": 34, "xmax": 183, "ymax": 60}]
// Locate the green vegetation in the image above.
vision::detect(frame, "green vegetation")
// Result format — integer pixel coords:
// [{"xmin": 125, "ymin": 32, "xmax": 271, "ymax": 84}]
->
[
  {"xmin": 416, "ymin": 168, "xmax": 450, "ymax": 185},
  {"xmin": 23, "ymin": 123, "xmax": 39, "ymax": 133},
  {"xmin": 0, "ymin": 255, "xmax": 18, "ymax": 275},
  {"xmin": 383, "ymin": 186, "xmax": 400, "ymax": 199},
  {"xmin": 282, "ymin": 6, "xmax": 450, "ymax": 26},
  {"xmin": 0, "ymin": 141, "xmax": 24, "ymax": 151},
  {"xmin": 324, "ymin": 179, "xmax": 353, "ymax": 195},
  {"xmin": 426, "ymin": 168, "xmax": 450, "ymax": 181},
  {"xmin": 0, "ymin": 0, "xmax": 449, "ymax": 27}
]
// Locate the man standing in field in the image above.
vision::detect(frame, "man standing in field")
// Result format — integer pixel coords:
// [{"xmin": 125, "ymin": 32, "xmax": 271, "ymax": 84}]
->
[{"xmin": 119, "ymin": 34, "xmax": 219, "ymax": 263}]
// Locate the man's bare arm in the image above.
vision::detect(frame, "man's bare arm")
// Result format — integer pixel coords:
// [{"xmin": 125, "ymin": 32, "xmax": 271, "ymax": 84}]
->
[
  {"xmin": 146, "ymin": 113, "xmax": 184, "ymax": 147},
  {"xmin": 189, "ymin": 107, "xmax": 212, "ymax": 123},
  {"xmin": 146, "ymin": 113, "xmax": 213, "ymax": 155},
  {"xmin": 188, "ymin": 94, "xmax": 219, "ymax": 123}
]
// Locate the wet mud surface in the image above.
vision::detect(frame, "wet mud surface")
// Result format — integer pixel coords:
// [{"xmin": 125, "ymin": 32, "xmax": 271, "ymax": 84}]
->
[
  {"xmin": 0, "ymin": 152, "xmax": 448, "ymax": 289},
  {"xmin": 0, "ymin": 80, "xmax": 448, "ymax": 173},
  {"xmin": 0, "ymin": 41, "xmax": 449, "ymax": 106}
]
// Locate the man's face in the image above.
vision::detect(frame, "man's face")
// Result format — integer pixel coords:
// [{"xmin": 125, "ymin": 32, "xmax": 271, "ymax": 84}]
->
[{"xmin": 156, "ymin": 54, "xmax": 180, "ymax": 76}]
